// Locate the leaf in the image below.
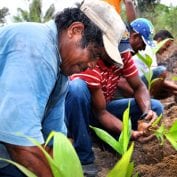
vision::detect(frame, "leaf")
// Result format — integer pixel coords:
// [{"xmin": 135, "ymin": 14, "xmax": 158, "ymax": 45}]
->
[
  {"xmin": 154, "ymin": 124, "xmax": 165, "ymax": 145},
  {"xmin": 16, "ymin": 134, "xmax": 61, "ymax": 177},
  {"xmin": 107, "ymin": 143, "xmax": 134, "ymax": 177},
  {"xmin": 90, "ymin": 126, "xmax": 121, "ymax": 154},
  {"xmin": 0, "ymin": 158, "xmax": 37, "ymax": 177},
  {"xmin": 136, "ymin": 52, "xmax": 152, "ymax": 68},
  {"xmin": 52, "ymin": 132, "xmax": 84, "ymax": 177},
  {"xmin": 152, "ymin": 114, "xmax": 163, "ymax": 127},
  {"xmin": 164, "ymin": 120, "xmax": 177, "ymax": 150},
  {"xmin": 118, "ymin": 102, "xmax": 131, "ymax": 155}
]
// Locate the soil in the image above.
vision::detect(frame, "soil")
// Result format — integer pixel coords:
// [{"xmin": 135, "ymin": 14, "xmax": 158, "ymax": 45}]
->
[{"xmin": 93, "ymin": 43, "xmax": 177, "ymax": 177}]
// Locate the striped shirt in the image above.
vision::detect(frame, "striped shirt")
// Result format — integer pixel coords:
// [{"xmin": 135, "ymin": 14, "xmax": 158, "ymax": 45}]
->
[{"xmin": 71, "ymin": 51, "xmax": 138, "ymax": 102}]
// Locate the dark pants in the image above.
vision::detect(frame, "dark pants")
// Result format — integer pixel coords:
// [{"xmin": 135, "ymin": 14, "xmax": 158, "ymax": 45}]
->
[{"xmin": 0, "ymin": 164, "xmax": 26, "ymax": 177}]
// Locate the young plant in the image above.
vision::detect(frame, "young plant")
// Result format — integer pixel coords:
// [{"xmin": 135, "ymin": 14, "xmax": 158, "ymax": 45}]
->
[
  {"xmin": 0, "ymin": 131, "xmax": 84, "ymax": 177},
  {"xmin": 90, "ymin": 103, "xmax": 131, "ymax": 155},
  {"xmin": 107, "ymin": 143, "xmax": 138, "ymax": 177},
  {"xmin": 90, "ymin": 104, "xmax": 138, "ymax": 177},
  {"xmin": 151, "ymin": 118, "xmax": 177, "ymax": 150},
  {"xmin": 136, "ymin": 38, "xmax": 172, "ymax": 91},
  {"xmin": 136, "ymin": 52, "xmax": 160, "ymax": 91}
]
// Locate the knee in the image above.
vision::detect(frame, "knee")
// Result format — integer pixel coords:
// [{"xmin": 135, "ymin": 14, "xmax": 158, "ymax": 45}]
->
[
  {"xmin": 68, "ymin": 78, "xmax": 91, "ymax": 101},
  {"xmin": 151, "ymin": 99, "xmax": 164, "ymax": 116}
]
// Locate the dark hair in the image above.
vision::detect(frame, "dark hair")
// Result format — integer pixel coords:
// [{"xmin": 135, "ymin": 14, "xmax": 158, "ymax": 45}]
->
[
  {"xmin": 153, "ymin": 30, "xmax": 174, "ymax": 41},
  {"xmin": 54, "ymin": 5, "xmax": 103, "ymax": 49}
]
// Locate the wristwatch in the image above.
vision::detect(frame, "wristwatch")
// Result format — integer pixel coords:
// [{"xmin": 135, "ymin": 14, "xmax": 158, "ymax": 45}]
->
[{"xmin": 140, "ymin": 112, "xmax": 148, "ymax": 119}]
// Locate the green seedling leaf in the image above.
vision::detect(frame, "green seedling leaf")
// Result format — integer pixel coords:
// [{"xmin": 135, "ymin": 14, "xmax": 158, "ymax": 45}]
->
[
  {"xmin": 154, "ymin": 124, "xmax": 165, "ymax": 145},
  {"xmin": 152, "ymin": 114, "xmax": 163, "ymax": 127},
  {"xmin": 151, "ymin": 77, "xmax": 163, "ymax": 85},
  {"xmin": 90, "ymin": 126, "xmax": 121, "ymax": 154},
  {"xmin": 107, "ymin": 143, "xmax": 134, "ymax": 177},
  {"xmin": 118, "ymin": 102, "xmax": 131, "ymax": 155},
  {"xmin": 126, "ymin": 162, "xmax": 134, "ymax": 177},
  {"xmin": 172, "ymin": 76, "xmax": 177, "ymax": 81},
  {"xmin": 52, "ymin": 132, "xmax": 84, "ymax": 177},
  {"xmin": 164, "ymin": 120, "xmax": 177, "ymax": 150},
  {"xmin": 137, "ymin": 52, "xmax": 152, "ymax": 68},
  {"xmin": 0, "ymin": 158, "xmax": 37, "ymax": 177},
  {"xmin": 16, "ymin": 134, "xmax": 61, "ymax": 177}
]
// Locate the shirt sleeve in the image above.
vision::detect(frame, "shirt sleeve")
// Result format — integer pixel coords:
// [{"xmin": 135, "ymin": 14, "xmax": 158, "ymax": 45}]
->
[
  {"xmin": 121, "ymin": 51, "xmax": 139, "ymax": 78},
  {"xmin": 70, "ymin": 68, "xmax": 102, "ymax": 89}
]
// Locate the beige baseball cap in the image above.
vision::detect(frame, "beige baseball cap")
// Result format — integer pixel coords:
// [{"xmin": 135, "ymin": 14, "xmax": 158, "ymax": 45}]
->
[{"xmin": 80, "ymin": 0, "xmax": 126, "ymax": 67}]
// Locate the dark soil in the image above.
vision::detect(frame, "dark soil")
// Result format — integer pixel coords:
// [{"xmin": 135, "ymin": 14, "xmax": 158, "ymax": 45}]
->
[{"xmin": 94, "ymin": 43, "xmax": 177, "ymax": 177}]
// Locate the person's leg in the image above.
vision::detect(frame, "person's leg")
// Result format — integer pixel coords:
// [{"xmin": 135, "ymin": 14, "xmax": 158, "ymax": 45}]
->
[
  {"xmin": 106, "ymin": 98, "xmax": 163, "ymax": 130},
  {"xmin": 65, "ymin": 78, "xmax": 95, "ymax": 165},
  {"xmin": 0, "ymin": 164, "xmax": 26, "ymax": 177}
]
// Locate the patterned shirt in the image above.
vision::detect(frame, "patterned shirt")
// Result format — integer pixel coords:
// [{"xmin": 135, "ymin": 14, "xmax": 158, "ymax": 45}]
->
[{"xmin": 71, "ymin": 51, "xmax": 138, "ymax": 102}]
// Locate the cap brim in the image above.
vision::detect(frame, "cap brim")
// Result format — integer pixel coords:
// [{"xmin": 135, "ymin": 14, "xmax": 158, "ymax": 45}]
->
[
  {"xmin": 142, "ymin": 36, "xmax": 155, "ymax": 47},
  {"xmin": 103, "ymin": 34, "xmax": 123, "ymax": 67}
]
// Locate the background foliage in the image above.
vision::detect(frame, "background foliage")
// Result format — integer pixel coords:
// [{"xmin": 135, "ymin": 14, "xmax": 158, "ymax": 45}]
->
[{"xmin": 0, "ymin": 0, "xmax": 177, "ymax": 37}]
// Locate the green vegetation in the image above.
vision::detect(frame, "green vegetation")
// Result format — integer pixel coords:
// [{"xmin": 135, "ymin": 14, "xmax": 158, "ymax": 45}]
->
[
  {"xmin": 91, "ymin": 103, "xmax": 138, "ymax": 177},
  {"xmin": 13, "ymin": 0, "xmax": 55, "ymax": 22},
  {"xmin": 90, "ymin": 103, "xmax": 131, "ymax": 155},
  {"xmin": 0, "ymin": 132, "xmax": 84, "ymax": 177},
  {"xmin": 0, "ymin": 7, "xmax": 9, "ymax": 26},
  {"xmin": 121, "ymin": 2, "xmax": 177, "ymax": 39}
]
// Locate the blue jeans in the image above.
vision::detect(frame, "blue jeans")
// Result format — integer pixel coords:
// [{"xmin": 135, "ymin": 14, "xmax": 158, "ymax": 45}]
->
[
  {"xmin": 0, "ymin": 164, "xmax": 26, "ymax": 177},
  {"xmin": 65, "ymin": 79, "xmax": 163, "ymax": 164}
]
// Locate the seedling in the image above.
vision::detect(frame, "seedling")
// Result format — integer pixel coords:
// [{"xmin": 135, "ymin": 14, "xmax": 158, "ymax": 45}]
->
[
  {"xmin": 90, "ymin": 103, "xmax": 131, "ymax": 155},
  {"xmin": 136, "ymin": 38, "xmax": 172, "ymax": 92},
  {"xmin": 0, "ymin": 131, "xmax": 84, "ymax": 177},
  {"xmin": 151, "ymin": 118, "xmax": 177, "ymax": 150}
]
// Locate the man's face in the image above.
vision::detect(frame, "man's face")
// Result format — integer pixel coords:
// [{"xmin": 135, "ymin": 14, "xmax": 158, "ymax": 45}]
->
[
  {"xmin": 129, "ymin": 32, "xmax": 146, "ymax": 54},
  {"xmin": 59, "ymin": 22, "xmax": 100, "ymax": 76}
]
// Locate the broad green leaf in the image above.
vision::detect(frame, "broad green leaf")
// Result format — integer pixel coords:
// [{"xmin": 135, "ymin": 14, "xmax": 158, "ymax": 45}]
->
[
  {"xmin": 165, "ymin": 133, "xmax": 177, "ymax": 151},
  {"xmin": 118, "ymin": 103, "xmax": 131, "ymax": 155},
  {"xmin": 172, "ymin": 76, "xmax": 177, "ymax": 81},
  {"xmin": 107, "ymin": 143, "xmax": 134, "ymax": 177},
  {"xmin": 52, "ymin": 132, "xmax": 84, "ymax": 177},
  {"xmin": 144, "ymin": 54, "xmax": 153, "ymax": 67},
  {"xmin": 164, "ymin": 121, "xmax": 177, "ymax": 150},
  {"xmin": 126, "ymin": 162, "xmax": 134, "ymax": 177},
  {"xmin": 17, "ymin": 134, "xmax": 61, "ymax": 177},
  {"xmin": 90, "ymin": 126, "xmax": 121, "ymax": 154},
  {"xmin": 0, "ymin": 158, "xmax": 37, "ymax": 177},
  {"xmin": 136, "ymin": 52, "xmax": 152, "ymax": 68},
  {"xmin": 151, "ymin": 78, "xmax": 163, "ymax": 85},
  {"xmin": 154, "ymin": 124, "xmax": 165, "ymax": 145}
]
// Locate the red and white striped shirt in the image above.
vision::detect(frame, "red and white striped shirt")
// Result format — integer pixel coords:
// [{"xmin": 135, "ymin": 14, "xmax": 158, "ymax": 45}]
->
[{"xmin": 71, "ymin": 51, "xmax": 138, "ymax": 102}]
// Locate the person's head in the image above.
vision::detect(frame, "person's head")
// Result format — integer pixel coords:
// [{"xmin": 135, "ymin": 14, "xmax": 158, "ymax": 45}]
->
[
  {"xmin": 129, "ymin": 18, "xmax": 154, "ymax": 54},
  {"xmin": 153, "ymin": 30, "xmax": 174, "ymax": 55},
  {"xmin": 55, "ymin": 0, "xmax": 126, "ymax": 75}
]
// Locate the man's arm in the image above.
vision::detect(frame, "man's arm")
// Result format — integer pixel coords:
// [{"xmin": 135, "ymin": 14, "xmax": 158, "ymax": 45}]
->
[
  {"xmin": 5, "ymin": 144, "xmax": 53, "ymax": 177},
  {"xmin": 127, "ymin": 74, "xmax": 157, "ymax": 119},
  {"xmin": 123, "ymin": 0, "xmax": 137, "ymax": 22},
  {"xmin": 90, "ymin": 87, "xmax": 143, "ymax": 139}
]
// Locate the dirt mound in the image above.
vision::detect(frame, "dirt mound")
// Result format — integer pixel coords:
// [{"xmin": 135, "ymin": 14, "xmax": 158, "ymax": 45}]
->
[{"xmin": 94, "ymin": 44, "xmax": 177, "ymax": 177}]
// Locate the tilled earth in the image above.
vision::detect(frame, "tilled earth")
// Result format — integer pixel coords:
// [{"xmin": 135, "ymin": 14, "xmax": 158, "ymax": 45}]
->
[{"xmin": 94, "ymin": 43, "xmax": 177, "ymax": 177}]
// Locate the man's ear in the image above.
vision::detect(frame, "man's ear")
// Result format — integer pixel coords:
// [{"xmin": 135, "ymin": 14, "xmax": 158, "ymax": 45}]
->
[{"xmin": 67, "ymin": 22, "xmax": 84, "ymax": 38}]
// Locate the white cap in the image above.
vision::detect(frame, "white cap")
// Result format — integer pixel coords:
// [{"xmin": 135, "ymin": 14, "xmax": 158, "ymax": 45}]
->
[{"xmin": 80, "ymin": 0, "xmax": 126, "ymax": 67}]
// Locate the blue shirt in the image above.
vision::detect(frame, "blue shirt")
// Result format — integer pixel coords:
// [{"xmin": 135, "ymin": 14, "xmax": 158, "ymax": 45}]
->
[{"xmin": 0, "ymin": 21, "xmax": 68, "ymax": 167}]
